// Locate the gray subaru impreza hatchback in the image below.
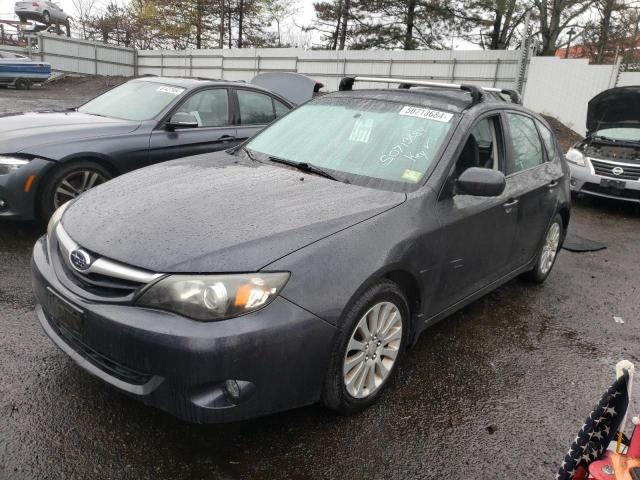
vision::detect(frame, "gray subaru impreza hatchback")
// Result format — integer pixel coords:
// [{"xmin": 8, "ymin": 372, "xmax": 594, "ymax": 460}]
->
[{"xmin": 31, "ymin": 77, "xmax": 570, "ymax": 423}]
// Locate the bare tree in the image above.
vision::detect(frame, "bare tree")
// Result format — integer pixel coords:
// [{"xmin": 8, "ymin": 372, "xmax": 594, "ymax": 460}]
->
[
  {"xmin": 263, "ymin": 0, "xmax": 300, "ymax": 47},
  {"xmin": 72, "ymin": 0, "xmax": 97, "ymax": 39}
]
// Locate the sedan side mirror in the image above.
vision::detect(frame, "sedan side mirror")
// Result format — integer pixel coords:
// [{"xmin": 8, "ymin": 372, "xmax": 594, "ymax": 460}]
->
[
  {"xmin": 167, "ymin": 112, "xmax": 199, "ymax": 129},
  {"xmin": 456, "ymin": 167, "xmax": 506, "ymax": 197}
]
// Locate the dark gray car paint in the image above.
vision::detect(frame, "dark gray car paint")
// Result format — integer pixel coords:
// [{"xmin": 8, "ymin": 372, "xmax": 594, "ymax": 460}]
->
[
  {"xmin": 61, "ymin": 154, "xmax": 406, "ymax": 272},
  {"xmin": 32, "ymin": 87, "xmax": 571, "ymax": 422}
]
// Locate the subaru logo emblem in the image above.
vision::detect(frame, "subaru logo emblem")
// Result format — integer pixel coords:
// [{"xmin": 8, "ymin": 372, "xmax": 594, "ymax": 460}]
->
[
  {"xmin": 612, "ymin": 166, "xmax": 624, "ymax": 176},
  {"xmin": 70, "ymin": 249, "xmax": 92, "ymax": 271}
]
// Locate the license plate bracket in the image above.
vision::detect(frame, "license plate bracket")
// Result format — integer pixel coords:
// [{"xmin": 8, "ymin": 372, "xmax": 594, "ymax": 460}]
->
[
  {"xmin": 47, "ymin": 288, "xmax": 84, "ymax": 339},
  {"xmin": 600, "ymin": 178, "xmax": 626, "ymax": 191}
]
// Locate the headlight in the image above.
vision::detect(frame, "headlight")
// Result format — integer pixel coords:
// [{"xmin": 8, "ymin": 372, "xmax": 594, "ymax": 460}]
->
[
  {"xmin": 136, "ymin": 272, "xmax": 290, "ymax": 321},
  {"xmin": 47, "ymin": 200, "xmax": 72, "ymax": 240},
  {"xmin": 566, "ymin": 148, "xmax": 586, "ymax": 166},
  {"xmin": 0, "ymin": 156, "xmax": 30, "ymax": 175}
]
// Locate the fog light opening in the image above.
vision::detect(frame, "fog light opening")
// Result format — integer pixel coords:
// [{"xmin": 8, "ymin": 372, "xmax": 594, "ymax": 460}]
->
[
  {"xmin": 225, "ymin": 379, "xmax": 241, "ymax": 402},
  {"xmin": 570, "ymin": 179, "xmax": 577, "ymax": 187},
  {"xmin": 0, "ymin": 198, "xmax": 6, "ymax": 210}
]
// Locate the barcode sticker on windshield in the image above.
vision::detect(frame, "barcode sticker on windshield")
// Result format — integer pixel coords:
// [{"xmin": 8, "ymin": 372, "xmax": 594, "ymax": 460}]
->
[
  {"xmin": 157, "ymin": 86, "xmax": 185, "ymax": 95},
  {"xmin": 349, "ymin": 117, "xmax": 373, "ymax": 143},
  {"xmin": 399, "ymin": 106, "xmax": 453, "ymax": 123}
]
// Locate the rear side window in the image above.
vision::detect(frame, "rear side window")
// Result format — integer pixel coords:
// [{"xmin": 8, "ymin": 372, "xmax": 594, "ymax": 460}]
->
[
  {"xmin": 177, "ymin": 89, "xmax": 229, "ymax": 127},
  {"xmin": 238, "ymin": 90, "xmax": 276, "ymax": 125},
  {"xmin": 506, "ymin": 113, "xmax": 544, "ymax": 174},
  {"xmin": 274, "ymin": 99, "xmax": 289, "ymax": 118},
  {"xmin": 536, "ymin": 121, "xmax": 558, "ymax": 162}
]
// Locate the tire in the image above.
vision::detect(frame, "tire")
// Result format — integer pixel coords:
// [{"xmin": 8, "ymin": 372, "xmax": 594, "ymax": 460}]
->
[
  {"xmin": 322, "ymin": 280, "xmax": 409, "ymax": 415},
  {"xmin": 521, "ymin": 213, "xmax": 563, "ymax": 284},
  {"xmin": 18, "ymin": 15, "xmax": 26, "ymax": 23},
  {"xmin": 43, "ymin": 11, "xmax": 51, "ymax": 24},
  {"xmin": 15, "ymin": 78, "xmax": 31, "ymax": 90},
  {"xmin": 38, "ymin": 161, "xmax": 112, "ymax": 222}
]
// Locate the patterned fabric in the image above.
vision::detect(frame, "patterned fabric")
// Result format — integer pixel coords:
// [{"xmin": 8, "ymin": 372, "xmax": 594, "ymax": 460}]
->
[{"xmin": 557, "ymin": 371, "xmax": 630, "ymax": 479}]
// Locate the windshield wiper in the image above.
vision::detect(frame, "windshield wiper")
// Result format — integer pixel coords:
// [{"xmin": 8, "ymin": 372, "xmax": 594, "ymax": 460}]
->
[
  {"xmin": 592, "ymin": 135, "xmax": 640, "ymax": 147},
  {"xmin": 242, "ymin": 147, "xmax": 262, "ymax": 163},
  {"xmin": 266, "ymin": 156, "xmax": 339, "ymax": 181}
]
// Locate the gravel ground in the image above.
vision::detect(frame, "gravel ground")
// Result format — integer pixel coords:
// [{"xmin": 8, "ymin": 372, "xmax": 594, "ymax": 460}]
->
[
  {"xmin": 0, "ymin": 75, "xmax": 127, "ymax": 115},
  {"xmin": 0, "ymin": 79, "xmax": 639, "ymax": 480}
]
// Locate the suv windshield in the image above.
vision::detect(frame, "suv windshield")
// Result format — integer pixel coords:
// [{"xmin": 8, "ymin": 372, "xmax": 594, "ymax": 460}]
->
[
  {"xmin": 594, "ymin": 127, "xmax": 640, "ymax": 143},
  {"xmin": 246, "ymin": 96, "xmax": 456, "ymax": 190},
  {"xmin": 78, "ymin": 81, "xmax": 186, "ymax": 121}
]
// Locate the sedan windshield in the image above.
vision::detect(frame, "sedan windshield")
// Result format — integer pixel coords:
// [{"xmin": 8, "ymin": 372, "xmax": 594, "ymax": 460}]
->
[
  {"xmin": 78, "ymin": 81, "xmax": 186, "ymax": 121},
  {"xmin": 246, "ymin": 96, "xmax": 456, "ymax": 189},
  {"xmin": 594, "ymin": 127, "xmax": 640, "ymax": 143}
]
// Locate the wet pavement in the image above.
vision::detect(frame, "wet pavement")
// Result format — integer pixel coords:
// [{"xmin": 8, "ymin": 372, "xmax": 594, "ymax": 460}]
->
[
  {"xmin": 0, "ymin": 197, "xmax": 638, "ymax": 480},
  {"xmin": 1, "ymin": 81, "xmax": 640, "ymax": 479}
]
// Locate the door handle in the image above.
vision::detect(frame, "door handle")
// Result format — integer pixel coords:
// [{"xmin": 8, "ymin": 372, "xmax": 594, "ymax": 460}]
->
[
  {"xmin": 503, "ymin": 198, "xmax": 519, "ymax": 211},
  {"xmin": 548, "ymin": 180, "xmax": 559, "ymax": 189},
  {"xmin": 220, "ymin": 135, "xmax": 235, "ymax": 143}
]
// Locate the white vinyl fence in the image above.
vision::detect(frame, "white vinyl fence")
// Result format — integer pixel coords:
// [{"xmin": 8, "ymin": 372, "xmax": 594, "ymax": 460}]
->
[
  {"xmin": 136, "ymin": 48, "xmax": 525, "ymax": 92},
  {"xmin": 10, "ymin": 33, "xmax": 640, "ymax": 137},
  {"xmin": 522, "ymin": 57, "xmax": 621, "ymax": 136}
]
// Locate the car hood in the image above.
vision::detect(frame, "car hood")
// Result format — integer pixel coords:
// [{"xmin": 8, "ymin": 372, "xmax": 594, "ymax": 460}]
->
[
  {"xmin": 0, "ymin": 111, "xmax": 140, "ymax": 155},
  {"xmin": 587, "ymin": 86, "xmax": 640, "ymax": 132},
  {"xmin": 61, "ymin": 153, "xmax": 406, "ymax": 272}
]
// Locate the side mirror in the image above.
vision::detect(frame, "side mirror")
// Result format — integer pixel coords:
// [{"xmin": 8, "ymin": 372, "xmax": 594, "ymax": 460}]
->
[
  {"xmin": 456, "ymin": 167, "xmax": 506, "ymax": 197},
  {"xmin": 167, "ymin": 112, "xmax": 198, "ymax": 129}
]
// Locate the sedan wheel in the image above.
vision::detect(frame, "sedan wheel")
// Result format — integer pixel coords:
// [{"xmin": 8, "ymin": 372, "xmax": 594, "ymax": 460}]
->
[
  {"xmin": 53, "ymin": 170, "xmax": 107, "ymax": 209},
  {"xmin": 343, "ymin": 302, "xmax": 402, "ymax": 399}
]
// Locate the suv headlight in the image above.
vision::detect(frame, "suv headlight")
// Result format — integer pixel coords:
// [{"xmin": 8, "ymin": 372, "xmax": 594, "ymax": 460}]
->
[
  {"xmin": 0, "ymin": 156, "xmax": 30, "ymax": 175},
  {"xmin": 136, "ymin": 272, "xmax": 290, "ymax": 321},
  {"xmin": 566, "ymin": 148, "xmax": 586, "ymax": 166}
]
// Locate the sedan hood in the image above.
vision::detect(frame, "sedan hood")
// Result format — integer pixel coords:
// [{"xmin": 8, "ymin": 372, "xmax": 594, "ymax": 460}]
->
[
  {"xmin": 61, "ymin": 153, "xmax": 406, "ymax": 272},
  {"xmin": 0, "ymin": 111, "xmax": 140, "ymax": 155},
  {"xmin": 587, "ymin": 86, "xmax": 640, "ymax": 132}
]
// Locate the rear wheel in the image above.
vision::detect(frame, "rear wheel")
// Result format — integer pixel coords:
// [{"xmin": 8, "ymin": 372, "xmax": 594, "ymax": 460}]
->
[
  {"xmin": 43, "ymin": 11, "xmax": 51, "ymax": 24},
  {"xmin": 38, "ymin": 161, "xmax": 111, "ymax": 222},
  {"xmin": 15, "ymin": 78, "xmax": 31, "ymax": 90},
  {"xmin": 522, "ymin": 214, "xmax": 563, "ymax": 284},
  {"xmin": 322, "ymin": 280, "xmax": 408, "ymax": 415}
]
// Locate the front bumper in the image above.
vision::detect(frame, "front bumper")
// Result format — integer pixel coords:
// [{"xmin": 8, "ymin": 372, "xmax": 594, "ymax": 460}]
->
[
  {"xmin": 31, "ymin": 236, "xmax": 337, "ymax": 423},
  {"xmin": 0, "ymin": 158, "xmax": 53, "ymax": 221},
  {"xmin": 569, "ymin": 160, "xmax": 640, "ymax": 204}
]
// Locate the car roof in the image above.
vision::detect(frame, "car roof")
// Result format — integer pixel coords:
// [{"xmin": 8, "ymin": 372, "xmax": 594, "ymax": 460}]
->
[
  {"xmin": 131, "ymin": 75, "xmax": 272, "ymax": 93},
  {"xmin": 322, "ymin": 87, "xmax": 516, "ymax": 113}
]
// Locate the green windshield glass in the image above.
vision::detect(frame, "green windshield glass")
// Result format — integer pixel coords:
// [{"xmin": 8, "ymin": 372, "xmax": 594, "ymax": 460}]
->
[
  {"xmin": 79, "ymin": 81, "xmax": 185, "ymax": 121},
  {"xmin": 595, "ymin": 128, "xmax": 640, "ymax": 142},
  {"xmin": 246, "ymin": 97, "xmax": 455, "ymax": 187}
]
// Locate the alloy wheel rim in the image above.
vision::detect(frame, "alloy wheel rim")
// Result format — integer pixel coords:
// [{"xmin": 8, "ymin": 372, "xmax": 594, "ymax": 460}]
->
[
  {"xmin": 53, "ymin": 170, "xmax": 107, "ymax": 209},
  {"xmin": 540, "ymin": 222, "xmax": 561, "ymax": 275},
  {"xmin": 343, "ymin": 301, "xmax": 403, "ymax": 399}
]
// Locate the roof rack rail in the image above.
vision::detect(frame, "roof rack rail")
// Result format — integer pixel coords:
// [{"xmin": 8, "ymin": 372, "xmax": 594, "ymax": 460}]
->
[{"xmin": 338, "ymin": 76, "xmax": 521, "ymax": 105}]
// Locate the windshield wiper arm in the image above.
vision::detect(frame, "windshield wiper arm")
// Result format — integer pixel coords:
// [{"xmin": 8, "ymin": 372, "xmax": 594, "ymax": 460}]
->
[
  {"xmin": 267, "ymin": 156, "xmax": 339, "ymax": 181},
  {"xmin": 242, "ymin": 147, "xmax": 262, "ymax": 163}
]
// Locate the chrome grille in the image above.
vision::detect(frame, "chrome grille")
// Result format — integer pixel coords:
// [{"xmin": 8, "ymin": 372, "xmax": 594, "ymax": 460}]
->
[
  {"xmin": 54, "ymin": 224, "xmax": 161, "ymax": 299},
  {"xmin": 590, "ymin": 159, "xmax": 640, "ymax": 181}
]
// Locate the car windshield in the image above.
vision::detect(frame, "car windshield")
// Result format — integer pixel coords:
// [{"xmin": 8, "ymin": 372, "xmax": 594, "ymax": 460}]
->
[
  {"xmin": 78, "ymin": 81, "xmax": 186, "ymax": 121},
  {"xmin": 594, "ymin": 127, "xmax": 640, "ymax": 143},
  {"xmin": 245, "ymin": 96, "xmax": 456, "ymax": 190}
]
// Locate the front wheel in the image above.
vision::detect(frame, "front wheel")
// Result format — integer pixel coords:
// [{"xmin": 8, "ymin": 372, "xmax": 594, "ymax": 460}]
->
[
  {"xmin": 522, "ymin": 214, "xmax": 563, "ymax": 284},
  {"xmin": 38, "ymin": 161, "xmax": 111, "ymax": 222},
  {"xmin": 43, "ymin": 11, "xmax": 51, "ymax": 24},
  {"xmin": 322, "ymin": 280, "xmax": 408, "ymax": 415}
]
